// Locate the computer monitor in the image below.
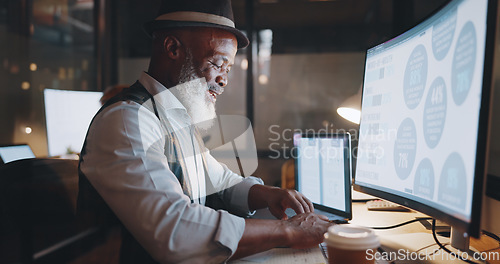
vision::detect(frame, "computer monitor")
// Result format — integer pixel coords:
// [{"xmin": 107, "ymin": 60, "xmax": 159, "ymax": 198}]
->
[
  {"xmin": 354, "ymin": 0, "xmax": 497, "ymax": 250},
  {"xmin": 0, "ymin": 144, "xmax": 35, "ymax": 164},
  {"xmin": 44, "ymin": 89, "xmax": 103, "ymax": 157}
]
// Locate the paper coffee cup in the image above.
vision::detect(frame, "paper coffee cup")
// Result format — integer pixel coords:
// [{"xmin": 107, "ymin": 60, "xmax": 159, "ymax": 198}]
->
[{"xmin": 324, "ymin": 225, "xmax": 380, "ymax": 264}]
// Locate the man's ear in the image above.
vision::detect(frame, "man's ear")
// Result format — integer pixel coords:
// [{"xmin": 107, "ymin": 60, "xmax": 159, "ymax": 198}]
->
[{"xmin": 163, "ymin": 36, "xmax": 183, "ymax": 60}]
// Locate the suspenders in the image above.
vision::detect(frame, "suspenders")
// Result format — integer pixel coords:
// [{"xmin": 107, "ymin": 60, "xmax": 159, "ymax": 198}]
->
[
  {"xmin": 76, "ymin": 80, "xmax": 227, "ymax": 264},
  {"xmin": 77, "ymin": 80, "xmax": 217, "ymax": 221}
]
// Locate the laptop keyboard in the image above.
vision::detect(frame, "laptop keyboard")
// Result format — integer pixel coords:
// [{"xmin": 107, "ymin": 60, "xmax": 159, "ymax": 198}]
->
[
  {"xmin": 285, "ymin": 208, "xmax": 347, "ymax": 222},
  {"xmin": 319, "ymin": 242, "xmax": 328, "ymax": 259}
]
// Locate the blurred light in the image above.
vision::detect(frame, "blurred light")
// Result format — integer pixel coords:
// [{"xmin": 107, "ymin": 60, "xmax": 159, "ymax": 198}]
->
[
  {"xmin": 258, "ymin": 74, "xmax": 269, "ymax": 85},
  {"xmin": 10, "ymin": 64, "xmax": 19, "ymax": 74},
  {"xmin": 241, "ymin": 59, "xmax": 248, "ymax": 70},
  {"xmin": 59, "ymin": 67, "xmax": 66, "ymax": 80},
  {"xmin": 258, "ymin": 30, "xmax": 273, "ymax": 60},
  {"xmin": 337, "ymin": 88, "xmax": 362, "ymax": 124},
  {"xmin": 68, "ymin": 67, "xmax": 74, "ymax": 80},
  {"xmin": 25, "ymin": 127, "xmax": 32, "ymax": 134},
  {"xmin": 21, "ymin": 81, "xmax": 30, "ymax": 90},
  {"xmin": 337, "ymin": 108, "xmax": 361, "ymax": 125},
  {"xmin": 81, "ymin": 80, "xmax": 88, "ymax": 90},
  {"xmin": 30, "ymin": 63, "xmax": 37, "ymax": 71}
]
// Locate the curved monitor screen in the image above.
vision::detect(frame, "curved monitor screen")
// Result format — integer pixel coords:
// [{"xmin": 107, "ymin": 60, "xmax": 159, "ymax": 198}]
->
[{"xmin": 355, "ymin": 0, "xmax": 494, "ymax": 234}]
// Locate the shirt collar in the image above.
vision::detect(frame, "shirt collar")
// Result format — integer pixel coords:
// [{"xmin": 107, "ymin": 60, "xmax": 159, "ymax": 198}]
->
[{"xmin": 139, "ymin": 71, "xmax": 186, "ymax": 111}]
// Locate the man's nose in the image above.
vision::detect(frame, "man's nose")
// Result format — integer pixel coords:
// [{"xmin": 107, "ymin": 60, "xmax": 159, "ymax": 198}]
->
[{"xmin": 215, "ymin": 75, "xmax": 227, "ymax": 87}]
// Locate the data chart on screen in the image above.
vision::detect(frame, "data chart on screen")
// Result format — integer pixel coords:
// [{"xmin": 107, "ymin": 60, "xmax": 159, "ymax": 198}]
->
[{"xmin": 355, "ymin": 0, "xmax": 488, "ymax": 222}]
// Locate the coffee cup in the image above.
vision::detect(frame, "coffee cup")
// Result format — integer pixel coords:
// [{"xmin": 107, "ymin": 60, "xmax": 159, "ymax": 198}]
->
[{"xmin": 324, "ymin": 225, "xmax": 380, "ymax": 264}]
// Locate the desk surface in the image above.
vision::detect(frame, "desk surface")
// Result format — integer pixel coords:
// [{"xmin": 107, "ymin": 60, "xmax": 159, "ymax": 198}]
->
[{"xmin": 232, "ymin": 202, "xmax": 500, "ymax": 264}]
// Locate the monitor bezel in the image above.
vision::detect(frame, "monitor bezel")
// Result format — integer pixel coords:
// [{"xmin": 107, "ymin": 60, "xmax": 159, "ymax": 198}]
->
[
  {"xmin": 353, "ymin": 0, "xmax": 498, "ymax": 238},
  {"xmin": 293, "ymin": 133, "xmax": 352, "ymax": 220}
]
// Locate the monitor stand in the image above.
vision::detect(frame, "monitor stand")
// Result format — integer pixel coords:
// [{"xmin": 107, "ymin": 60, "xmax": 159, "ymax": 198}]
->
[
  {"xmin": 378, "ymin": 230, "xmax": 478, "ymax": 264},
  {"xmin": 450, "ymin": 227, "xmax": 470, "ymax": 251}
]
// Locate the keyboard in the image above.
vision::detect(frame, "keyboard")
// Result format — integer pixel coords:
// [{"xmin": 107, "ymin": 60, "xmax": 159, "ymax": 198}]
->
[
  {"xmin": 319, "ymin": 242, "xmax": 328, "ymax": 260},
  {"xmin": 366, "ymin": 200, "xmax": 410, "ymax": 211}
]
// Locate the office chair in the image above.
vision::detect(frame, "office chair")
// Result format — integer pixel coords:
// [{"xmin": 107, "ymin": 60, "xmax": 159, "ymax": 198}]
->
[{"xmin": 0, "ymin": 158, "xmax": 117, "ymax": 264}]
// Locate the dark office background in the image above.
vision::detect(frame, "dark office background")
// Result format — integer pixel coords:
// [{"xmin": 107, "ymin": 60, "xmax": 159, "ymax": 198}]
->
[
  {"xmin": 1, "ymin": 0, "xmax": 462, "ymax": 187},
  {"xmin": 2, "ymin": 0, "xmax": 500, "ymax": 263}
]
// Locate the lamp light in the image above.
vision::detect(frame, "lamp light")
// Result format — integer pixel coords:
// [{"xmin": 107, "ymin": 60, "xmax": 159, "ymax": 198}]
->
[{"xmin": 337, "ymin": 88, "xmax": 362, "ymax": 124}]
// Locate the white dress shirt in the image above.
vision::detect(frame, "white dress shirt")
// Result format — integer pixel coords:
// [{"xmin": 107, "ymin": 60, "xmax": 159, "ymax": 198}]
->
[{"xmin": 80, "ymin": 72, "xmax": 262, "ymax": 263}]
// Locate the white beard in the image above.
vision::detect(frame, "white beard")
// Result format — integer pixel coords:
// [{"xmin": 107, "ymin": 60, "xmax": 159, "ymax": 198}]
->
[{"xmin": 170, "ymin": 54, "xmax": 217, "ymax": 130}]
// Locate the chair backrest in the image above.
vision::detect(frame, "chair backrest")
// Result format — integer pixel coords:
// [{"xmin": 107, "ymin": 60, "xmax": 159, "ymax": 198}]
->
[{"xmin": 0, "ymin": 158, "xmax": 108, "ymax": 263}]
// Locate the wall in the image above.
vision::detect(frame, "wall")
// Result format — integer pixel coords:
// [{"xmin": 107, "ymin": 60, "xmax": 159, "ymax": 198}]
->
[
  {"xmin": 117, "ymin": 52, "xmax": 365, "ymax": 186},
  {"xmin": 118, "ymin": 52, "xmax": 365, "ymax": 147}
]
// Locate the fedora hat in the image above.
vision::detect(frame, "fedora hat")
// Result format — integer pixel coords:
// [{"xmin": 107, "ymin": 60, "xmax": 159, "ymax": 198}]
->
[{"xmin": 144, "ymin": 0, "xmax": 249, "ymax": 49}]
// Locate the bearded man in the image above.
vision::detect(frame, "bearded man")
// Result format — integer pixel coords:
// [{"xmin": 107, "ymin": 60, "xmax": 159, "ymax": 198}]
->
[{"xmin": 77, "ymin": 0, "xmax": 332, "ymax": 263}]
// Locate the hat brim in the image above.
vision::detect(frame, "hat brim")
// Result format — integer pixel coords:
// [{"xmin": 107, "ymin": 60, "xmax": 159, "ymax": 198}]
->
[{"xmin": 143, "ymin": 20, "xmax": 249, "ymax": 49}]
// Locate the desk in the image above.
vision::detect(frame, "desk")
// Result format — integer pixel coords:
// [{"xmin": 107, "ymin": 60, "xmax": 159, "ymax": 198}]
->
[
  {"xmin": 231, "ymin": 202, "xmax": 500, "ymax": 264},
  {"xmin": 354, "ymin": 202, "xmax": 500, "ymax": 264}
]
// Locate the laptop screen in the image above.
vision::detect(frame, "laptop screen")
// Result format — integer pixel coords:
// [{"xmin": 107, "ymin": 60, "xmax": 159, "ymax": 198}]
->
[
  {"xmin": 293, "ymin": 133, "xmax": 352, "ymax": 218},
  {"xmin": 0, "ymin": 144, "xmax": 35, "ymax": 164}
]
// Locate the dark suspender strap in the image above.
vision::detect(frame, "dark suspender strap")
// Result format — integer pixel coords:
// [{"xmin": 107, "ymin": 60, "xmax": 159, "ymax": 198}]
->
[
  {"xmin": 76, "ymin": 81, "xmax": 172, "ymax": 264},
  {"xmin": 101, "ymin": 81, "xmax": 159, "ymax": 119},
  {"xmin": 77, "ymin": 81, "xmax": 160, "ymax": 225}
]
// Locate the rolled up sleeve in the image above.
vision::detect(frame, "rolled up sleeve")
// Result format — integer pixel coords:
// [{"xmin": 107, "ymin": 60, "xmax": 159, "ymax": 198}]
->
[
  {"xmin": 223, "ymin": 176, "xmax": 263, "ymax": 216},
  {"xmin": 214, "ymin": 211, "xmax": 245, "ymax": 253},
  {"xmin": 204, "ymin": 152, "xmax": 264, "ymax": 216}
]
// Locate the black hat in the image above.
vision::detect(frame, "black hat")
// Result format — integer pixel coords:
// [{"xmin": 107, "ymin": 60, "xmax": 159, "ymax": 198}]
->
[{"xmin": 144, "ymin": 0, "xmax": 249, "ymax": 49}]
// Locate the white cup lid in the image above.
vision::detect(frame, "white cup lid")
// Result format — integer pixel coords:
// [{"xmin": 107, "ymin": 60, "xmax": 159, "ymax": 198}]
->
[{"xmin": 324, "ymin": 225, "xmax": 380, "ymax": 250}]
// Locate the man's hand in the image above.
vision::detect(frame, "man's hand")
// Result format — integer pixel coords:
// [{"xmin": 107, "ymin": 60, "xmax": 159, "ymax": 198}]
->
[
  {"xmin": 248, "ymin": 185, "xmax": 314, "ymax": 220},
  {"xmin": 231, "ymin": 212, "xmax": 332, "ymax": 259},
  {"xmin": 232, "ymin": 184, "xmax": 330, "ymax": 260},
  {"xmin": 283, "ymin": 213, "xmax": 331, "ymax": 248}
]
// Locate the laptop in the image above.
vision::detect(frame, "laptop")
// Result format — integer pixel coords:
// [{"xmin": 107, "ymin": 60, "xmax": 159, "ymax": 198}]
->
[
  {"xmin": 290, "ymin": 133, "xmax": 352, "ymax": 221},
  {"xmin": 0, "ymin": 144, "xmax": 36, "ymax": 165},
  {"xmin": 254, "ymin": 133, "xmax": 352, "ymax": 221}
]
